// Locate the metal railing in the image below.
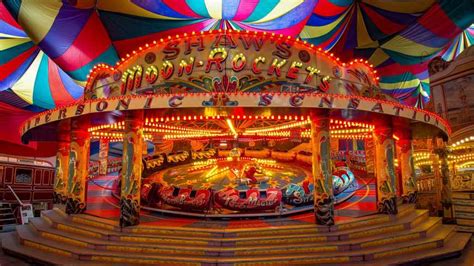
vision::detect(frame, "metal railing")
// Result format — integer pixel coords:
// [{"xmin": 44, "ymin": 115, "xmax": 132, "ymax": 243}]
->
[{"xmin": 7, "ymin": 185, "xmax": 33, "ymax": 224}]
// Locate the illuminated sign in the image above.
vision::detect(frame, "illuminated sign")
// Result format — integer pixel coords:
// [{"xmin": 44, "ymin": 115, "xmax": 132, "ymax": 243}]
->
[{"xmin": 87, "ymin": 31, "xmax": 383, "ymax": 100}]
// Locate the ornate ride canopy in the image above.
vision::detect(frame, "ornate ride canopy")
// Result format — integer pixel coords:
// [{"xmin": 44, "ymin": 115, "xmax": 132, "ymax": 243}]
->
[
  {"xmin": 20, "ymin": 31, "xmax": 451, "ymax": 141},
  {"xmin": 86, "ymin": 30, "xmax": 386, "ymax": 101}
]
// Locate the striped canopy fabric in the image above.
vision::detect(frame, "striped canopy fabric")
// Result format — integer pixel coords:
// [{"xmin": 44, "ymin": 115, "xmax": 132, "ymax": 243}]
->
[
  {"xmin": 0, "ymin": 0, "xmax": 473, "ymax": 109},
  {"xmin": 0, "ymin": 2, "xmax": 83, "ymax": 109}
]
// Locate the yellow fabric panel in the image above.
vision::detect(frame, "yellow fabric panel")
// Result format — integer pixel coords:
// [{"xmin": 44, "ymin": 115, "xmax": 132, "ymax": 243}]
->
[
  {"xmin": 299, "ymin": 8, "xmax": 351, "ymax": 38},
  {"xmin": 381, "ymin": 35, "xmax": 440, "ymax": 56},
  {"xmin": 254, "ymin": 0, "xmax": 304, "ymax": 24},
  {"xmin": 380, "ymin": 79, "xmax": 420, "ymax": 90},
  {"xmin": 205, "ymin": 0, "xmax": 222, "ymax": 19},
  {"xmin": 11, "ymin": 51, "xmax": 43, "ymax": 104},
  {"xmin": 356, "ymin": 6, "xmax": 374, "ymax": 48},
  {"xmin": 368, "ymin": 48, "xmax": 389, "ymax": 67},
  {"xmin": 18, "ymin": 0, "xmax": 62, "ymax": 43},
  {"xmin": 0, "ymin": 38, "xmax": 30, "ymax": 51}
]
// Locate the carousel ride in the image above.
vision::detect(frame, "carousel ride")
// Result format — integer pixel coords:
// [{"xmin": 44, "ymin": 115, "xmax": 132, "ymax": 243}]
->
[
  {"xmin": 98, "ymin": 116, "xmax": 364, "ymax": 217},
  {"xmin": 19, "ymin": 30, "xmax": 450, "ymax": 224}
]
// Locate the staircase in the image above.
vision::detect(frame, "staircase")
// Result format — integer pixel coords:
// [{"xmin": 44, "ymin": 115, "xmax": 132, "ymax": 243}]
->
[
  {"xmin": 0, "ymin": 203, "xmax": 17, "ymax": 232},
  {"xmin": 453, "ymin": 191, "xmax": 474, "ymax": 233},
  {"xmin": 2, "ymin": 205, "xmax": 471, "ymax": 265}
]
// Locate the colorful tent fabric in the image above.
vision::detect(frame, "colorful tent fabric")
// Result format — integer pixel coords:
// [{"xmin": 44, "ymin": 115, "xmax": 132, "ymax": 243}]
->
[
  {"xmin": 300, "ymin": 0, "xmax": 435, "ymax": 59},
  {"xmin": 3, "ymin": 0, "xmax": 118, "ymax": 82},
  {"xmin": 96, "ymin": 0, "xmax": 318, "ymax": 57},
  {"xmin": 0, "ymin": 3, "xmax": 83, "ymax": 109},
  {"xmin": 441, "ymin": 24, "xmax": 474, "ymax": 61},
  {"xmin": 301, "ymin": 0, "xmax": 474, "ymax": 107},
  {"xmin": 0, "ymin": 0, "xmax": 473, "ymax": 110}
]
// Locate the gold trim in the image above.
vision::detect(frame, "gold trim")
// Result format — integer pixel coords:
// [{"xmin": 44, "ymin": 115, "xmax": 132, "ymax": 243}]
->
[
  {"xmin": 72, "ymin": 217, "xmax": 115, "ymax": 230},
  {"xmin": 57, "ymin": 223, "xmax": 103, "ymax": 238},
  {"xmin": 349, "ymin": 224, "xmax": 404, "ymax": 239},
  {"xmin": 23, "ymin": 240, "xmax": 72, "ymax": 257},
  {"xmin": 41, "ymin": 232, "xmax": 89, "ymax": 248},
  {"xmin": 373, "ymin": 241, "xmax": 438, "ymax": 259}
]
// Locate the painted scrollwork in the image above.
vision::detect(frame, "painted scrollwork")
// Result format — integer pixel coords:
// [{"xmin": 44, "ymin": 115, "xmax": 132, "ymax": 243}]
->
[
  {"xmin": 120, "ymin": 197, "xmax": 140, "ymax": 227},
  {"xmin": 65, "ymin": 198, "xmax": 86, "ymax": 214}
]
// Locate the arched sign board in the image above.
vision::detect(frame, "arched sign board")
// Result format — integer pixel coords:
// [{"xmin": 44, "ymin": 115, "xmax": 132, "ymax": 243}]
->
[
  {"xmin": 86, "ymin": 30, "xmax": 383, "ymax": 100},
  {"xmin": 20, "ymin": 31, "xmax": 450, "ymax": 140}
]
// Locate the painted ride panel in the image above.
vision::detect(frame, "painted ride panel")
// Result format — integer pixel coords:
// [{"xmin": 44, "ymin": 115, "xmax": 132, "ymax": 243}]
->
[
  {"xmin": 159, "ymin": 186, "xmax": 212, "ymax": 210},
  {"xmin": 214, "ymin": 188, "xmax": 282, "ymax": 211}
]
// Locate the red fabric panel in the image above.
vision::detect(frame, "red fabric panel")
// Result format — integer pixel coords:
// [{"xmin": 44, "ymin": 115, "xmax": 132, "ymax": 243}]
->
[
  {"xmin": 312, "ymin": 0, "xmax": 349, "ymax": 17},
  {"xmin": 0, "ymin": 4, "xmax": 22, "ymax": 29},
  {"xmin": 113, "ymin": 20, "xmax": 215, "ymax": 57},
  {"xmin": 0, "ymin": 102, "xmax": 57, "ymax": 157},
  {"xmin": 418, "ymin": 3, "xmax": 459, "ymax": 39},
  {"xmin": 0, "ymin": 46, "xmax": 37, "ymax": 81},
  {"xmin": 48, "ymin": 60, "xmax": 75, "ymax": 105},
  {"xmin": 163, "ymin": 0, "xmax": 201, "ymax": 18},
  {"xmin": 53, "ymin": 14, "xmax": 112, "ymax": 71},
  {"xmin": 232, "ymin": 0, "xmax": 259, "ymax": 21},
  {"xmin": 360, "ymin": 3, "xmax": 404, "ymax": 35}
]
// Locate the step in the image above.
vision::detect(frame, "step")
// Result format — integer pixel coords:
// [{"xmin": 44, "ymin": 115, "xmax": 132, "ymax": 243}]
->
[
  {"xmin": 453, "ymin": 199, "xmax": 474, "ymax": 206},
  {"xmin": 456, "ymin": 218, "xmax": 474, "ymax": 227},
  {"xmin": 456, "ymin": 225, "xmax": 474, "ymax": 233},
  {"xmin": 364, "ymin": 232, "xmax": 471, "ymax": 265},
  {"xmin": 453, "ymin": 192, "xmax": 474, "ymax": 200},
  {"xmin": 73, "ymin": 209, "xmax": 329, "ymax": 236},
  {"xmin": 0, "ymin": 217, "xmax": 16, "ymax": 221},
  {"xmin": 454, "ymin": 212, "xmax": 474, "ymax": 219},
  {"xmin": 14, "ymin": 221, "xmax": 457, "ymax": 265},
  {"xmin": 43, "ymin": 208, "xmax": 428, "ymax": 247},
  {"xmin": 15, "ymin": 225, "xmax": 216, "ymax": 265},
  {"xmin": 5, "ymin": 209, "xmax": 464, "ymax": 265},
  {"xmin": 1, "ymin": 232, "xmax": 91, "ymax": 265},
  {"xmin": 30, "ymin": 215, "xmax": 443, "ymax": 257},
  {"xmin": 0, "ymin": 212, "xmax": 15, "ymax": 217},
  {"xmin": 218, "ymin": 226, "xmax": 457, "ymax": 264},
  {"xmin": 0, "ymin": 223, "xmax": 17, "ymax": 232},
  {"xmin": 454, "ymin": 204, "xmax": 474, "ymax": 213},
  {"xmin": 62, "ymin": 204, "xmax": 415, "ymax": 237},
  {"xmin": 326, "ymin": 209, "xmax": 428, "ymax": 240},
  {"xmin": 56, "ymin": 204, "xmax": 414, "ymax": 235}
]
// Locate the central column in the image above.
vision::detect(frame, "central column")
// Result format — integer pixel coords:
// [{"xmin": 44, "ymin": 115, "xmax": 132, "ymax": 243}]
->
[
  {"xmin": 98, "ymin": 138, "xmax": 110, "ymax": 175},
  {"xmin": 66, "ymin": 118, "xmax": 90, "ymax": 214},
  {"xmin": 395, "ymin": 129, "xmax": 417, "ymax": 203},
  {"xmin": 120, "ymin": 111, "xmax": 144, "ymax": 227},
  {"xmin": 434, "ymin": 138, "xmax": 454, "ymax": 222},
  {"xmin": 311, "ymin": 112, "xmax": 334, "ymax": 225},
  {"xmin": 54, "ymin": 120, "xmax": 71, "ymax": 204},
  {"xmin": 373, "ymin": 119, "xmax": 397, "ymax": 214}
]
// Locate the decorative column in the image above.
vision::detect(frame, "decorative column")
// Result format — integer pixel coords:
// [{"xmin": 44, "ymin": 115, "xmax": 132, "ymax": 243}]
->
[
  {"xmin": 430, "ymin": 139, "xmax": 442, "ymax": 211},
  {"xmin": 396, "ymin": 132, "xmax": 417, "ymax": 203},
  {"xmin": 373, "ymin": 120, "xmax": 397, "ymax": 214},
  {"xmin": 311, "ymin": 113, "xmax": 334, "ymax": 226},
  {"xmin": 65, "ymin": 118, "xmax": 90, "ymax": 214},
  {"xmin": 329, "ymin": 138, "xmax": 339, "ymax": 163},
  {"xmin": 120, "ymin": 111, "xmax": 144, "ymax": 227},
  {"xmin": 434, "ymin": 139, "xmax": 454, "ymax": 222},
  {"xmin": 364, "ymin": 138, "xmax": 375, "ymax": 177},
  {"xmin": 98, "ymin": 138, "xmax": 109, "ymax": 175},
  {"xmin": 54, "ymin": 120, "xmax": 71, "ymax": 204}
]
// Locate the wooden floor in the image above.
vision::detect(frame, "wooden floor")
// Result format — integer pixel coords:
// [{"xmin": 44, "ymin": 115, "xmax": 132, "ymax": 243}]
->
[{"xmin": 1, "ymin": 204, "xmax": 471, "ymax": 265}]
